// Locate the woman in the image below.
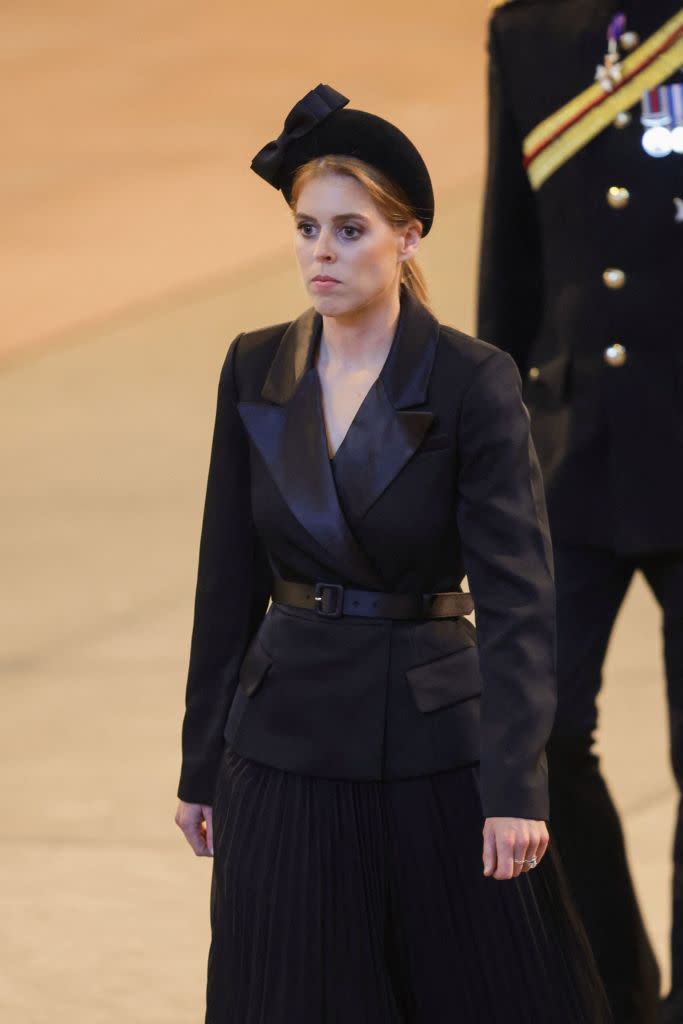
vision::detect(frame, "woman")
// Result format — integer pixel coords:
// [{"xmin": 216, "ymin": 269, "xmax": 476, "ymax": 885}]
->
[{"xmin": 175, "ymin": 84, "xmax": 609, "ymax": 1023}]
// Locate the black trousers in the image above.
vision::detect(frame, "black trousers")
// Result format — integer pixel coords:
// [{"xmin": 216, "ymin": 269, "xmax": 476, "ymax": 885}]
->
[
  {"xmin": 206, "ymin": 751, "xmax": 609, "ymax": 1023},
  {"xmin": 549, "ymin": 544, "xmax": 683, "ymax": 1024}
]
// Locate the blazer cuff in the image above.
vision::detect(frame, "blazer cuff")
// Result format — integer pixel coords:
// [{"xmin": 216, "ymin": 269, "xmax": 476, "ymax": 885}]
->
[
  {"xmin": 177, "ymin": 755, "xmax": 221, "ymax": 806},
  {"xmin": 479, "ymin": 754, "xmax": 550, "ymax": 821}
]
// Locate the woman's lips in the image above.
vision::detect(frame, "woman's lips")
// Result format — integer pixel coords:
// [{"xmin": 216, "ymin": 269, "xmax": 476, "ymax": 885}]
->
[{"xmin": 311, "ymin": 276, "xmax": 341, "ymax": 290}]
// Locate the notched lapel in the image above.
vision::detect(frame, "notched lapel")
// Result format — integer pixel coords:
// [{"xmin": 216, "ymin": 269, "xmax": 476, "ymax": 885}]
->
[{"xmin": 238, "ymin": 310, "xmax": 383, "ymax": 588}]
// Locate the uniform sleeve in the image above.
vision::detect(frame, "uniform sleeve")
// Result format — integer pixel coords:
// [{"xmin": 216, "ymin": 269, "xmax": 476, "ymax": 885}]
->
[
  {"xmin": 177, "ymin": 335, "xmax": 273, "ymax": 804},
  {"xmin": 456, "ymin": 350, "xmax": 556, "ymax": 820},
  {"xmin": 477, "ymin": 16, "xmax": 544, "ymax": 374}
]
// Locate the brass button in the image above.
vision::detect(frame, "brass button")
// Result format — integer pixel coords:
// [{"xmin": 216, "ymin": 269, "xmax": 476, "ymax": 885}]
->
[
  {"xmin": 604, "ymin": 343, "xmax": 627, "ymax": 367},
  {"xmin": 613, "ymin": 110, "xmax": 632, "ymax": 129},
  {"xmin": 620, "ymin": 31, "xmax": 640, "ymax": 50},
  {"xmin": 607, "ymin": 186, "xmax": 630, "ymax": 209},
  {"xmin": 603, "ymin": 267, "xmax": 626, "ymax": 289},
  {"xmin": 528, "ymin": 366, "xmax": 540, "ymax": 381}
]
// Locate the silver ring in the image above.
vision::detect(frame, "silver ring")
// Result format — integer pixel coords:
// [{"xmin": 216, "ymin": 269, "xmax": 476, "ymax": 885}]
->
[{"xmin": 514, "ymin": 857, "xmax": 538, "ymax": 868}]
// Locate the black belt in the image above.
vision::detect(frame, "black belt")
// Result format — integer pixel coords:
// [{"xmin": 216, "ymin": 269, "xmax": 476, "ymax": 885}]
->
[{"xmin": 271, "ymin": 578, "xmax": 474, "ymax": 621}]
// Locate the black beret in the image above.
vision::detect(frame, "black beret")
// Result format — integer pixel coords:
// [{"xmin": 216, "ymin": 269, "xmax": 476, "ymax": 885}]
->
[{"xmin": 250, "ymin": 83, "xmax": 435, "ymax": 236}]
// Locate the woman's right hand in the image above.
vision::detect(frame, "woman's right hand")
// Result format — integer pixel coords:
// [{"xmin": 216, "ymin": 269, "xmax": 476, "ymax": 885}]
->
[{"xmin": 175, "ymin": 800, "xmax": 214, "ymax": 857}]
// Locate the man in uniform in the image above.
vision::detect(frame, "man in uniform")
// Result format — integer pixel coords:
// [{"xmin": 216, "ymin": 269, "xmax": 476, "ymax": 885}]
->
[{"xmin": 478, "ymin": 2, "xmax": 683, "ymax": 1022}]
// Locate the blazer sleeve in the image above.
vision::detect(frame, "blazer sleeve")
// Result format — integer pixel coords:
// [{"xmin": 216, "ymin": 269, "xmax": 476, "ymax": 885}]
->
[
  {"xmin": 456, "ymin": 349, "xmax": 556, "ymax": 820},
  {"xmin": 178, "ymin": 335, "xmax": 273, "ymax": 804},
  {"xmin": 477, "ymin": 15, "xmax": 544, "ymax": 374}
]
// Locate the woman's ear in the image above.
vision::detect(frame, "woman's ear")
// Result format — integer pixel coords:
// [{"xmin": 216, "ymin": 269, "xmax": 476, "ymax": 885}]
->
[{"xmin": 397, "ymin": 219, "xmax": 423, "ymax": 263}]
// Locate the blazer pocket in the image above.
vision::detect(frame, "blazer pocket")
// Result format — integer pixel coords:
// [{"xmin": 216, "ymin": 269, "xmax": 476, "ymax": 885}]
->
[
  {"xmin": 238, "ymin": 638, "xmax": 272, "ymax": 697},
  {"xmin": 417, "ymin": 431, "xmax": 451, "ymax": 453},
  {"xmin": 406, "ymin": 645, "xmax": 482, "ymax": 713}
]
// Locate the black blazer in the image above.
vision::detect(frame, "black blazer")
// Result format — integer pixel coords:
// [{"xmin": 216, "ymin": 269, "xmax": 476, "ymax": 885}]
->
[
  {"xmin": 478, "ymin": 0, "xmax": 683, "ymax": 554},
  {"xmin": 178, "ymin": 291, "xmax": 557, "ymax": 820}
]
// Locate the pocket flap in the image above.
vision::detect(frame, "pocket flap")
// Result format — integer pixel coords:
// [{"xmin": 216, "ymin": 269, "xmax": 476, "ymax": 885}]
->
[
  {"xmin": 524, "ymin": 349, "xmax": 572, "ymax": 409},
  {"xmin": 406, "ymin": 645, "xmax": 482, "ymax": 713},
  {"xmin": 238, "ymin": 639, "xmax": 272, "ymax": 697}
]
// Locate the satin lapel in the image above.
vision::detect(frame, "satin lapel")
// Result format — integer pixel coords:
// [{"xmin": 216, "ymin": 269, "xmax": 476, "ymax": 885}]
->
[
  {"xmin": 331, "ymin": 381, "xmax": 433, "ymax": 523},
  {"xmin": 331, "ymin": 290, "xmax": 439, "ymax": 523},
  {"xmin": 238, "ymin": 310, "xmax": 383, "ymax": 588}
]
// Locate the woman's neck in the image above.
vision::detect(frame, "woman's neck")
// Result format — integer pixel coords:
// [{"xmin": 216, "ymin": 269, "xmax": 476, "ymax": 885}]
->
[{"xmin": 318, "ymin": 287, "xmax": 401, "ymax": 374}]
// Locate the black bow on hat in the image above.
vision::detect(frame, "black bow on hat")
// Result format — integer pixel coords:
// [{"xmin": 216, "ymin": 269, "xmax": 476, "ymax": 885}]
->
[
  {"xmin": 251, "ymin": 84, "xmax": 349, "ymax": 188},
  {"xmin": 249, "ymin": 82, "xmax": 435, "ymax": 235}
]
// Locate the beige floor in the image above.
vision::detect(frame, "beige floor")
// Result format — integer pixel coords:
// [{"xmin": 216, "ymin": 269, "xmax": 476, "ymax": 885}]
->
[{"xmin": 0, "ymin": 4, "xmax": 677, "ymax": 1021}]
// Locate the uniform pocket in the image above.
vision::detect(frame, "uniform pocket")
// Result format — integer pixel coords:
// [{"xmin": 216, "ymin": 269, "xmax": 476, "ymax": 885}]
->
[
  {"xmin": 406, "ymin": 644, "xmax": 482, "ymax": 713},
  {"xmin": 523, "ymin": 348, "xmax": 572, "ymax": 412},
  {"xmin": 238, "ymin": 638, "xmax": 273, "ymax": 697}
]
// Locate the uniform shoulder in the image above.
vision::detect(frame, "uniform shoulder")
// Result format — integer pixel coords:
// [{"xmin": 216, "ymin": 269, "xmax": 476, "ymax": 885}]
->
[
  {"xmin": 490, "ymin": 0, "xmax": 552, "ymax": 14},
  {"xmin": 489, "ymin": 0, "xmax": 560, "ymax": 33}
]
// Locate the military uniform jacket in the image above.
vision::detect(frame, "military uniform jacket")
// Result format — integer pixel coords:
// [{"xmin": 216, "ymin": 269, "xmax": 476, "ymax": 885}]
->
[
  {"xmin": 178, "ymin": 292, "xmax": 556, "ymax": 821},
  {"xmin": 478, "ymin": 0, "xmax": 683, "ymax": 553}
]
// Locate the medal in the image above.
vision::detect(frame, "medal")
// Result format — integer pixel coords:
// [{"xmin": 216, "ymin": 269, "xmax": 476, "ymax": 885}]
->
[
  {"xmin": 595, "ymin": 13, "xmax": 627, "ymax": 92},
  {"xmin": 641, "ymin": 84, "xmax": 683, "ymax": 156},
  {"xmin": 669, "ymin": 82, "xmax": 683, "ymax": 153}
]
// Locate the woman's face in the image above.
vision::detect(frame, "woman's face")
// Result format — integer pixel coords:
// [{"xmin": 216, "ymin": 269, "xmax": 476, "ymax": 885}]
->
[{"xmin": 293, "ymin": 173, "xmax": 420, "ymax": 318}]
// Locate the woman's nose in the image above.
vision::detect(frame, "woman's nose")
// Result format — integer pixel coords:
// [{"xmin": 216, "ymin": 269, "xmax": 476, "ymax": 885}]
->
[{"xmin": 313, "ymin": 230, "xmax": 336, "ymax": 263}]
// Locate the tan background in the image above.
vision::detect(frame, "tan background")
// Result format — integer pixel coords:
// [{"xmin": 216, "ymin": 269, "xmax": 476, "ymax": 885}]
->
[{"xmin": 0, "ymin": 2, "xmax": 676, "ymax": 1019}]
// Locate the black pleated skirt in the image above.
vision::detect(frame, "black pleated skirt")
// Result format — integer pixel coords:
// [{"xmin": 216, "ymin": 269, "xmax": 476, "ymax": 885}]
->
[{"xmin": 206, "ymin": 750, "xmax": 611, "ymax": 1024}]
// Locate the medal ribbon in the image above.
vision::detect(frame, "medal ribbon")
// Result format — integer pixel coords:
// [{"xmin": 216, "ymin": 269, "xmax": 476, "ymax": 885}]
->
[{"xmin": 642, "ymin": 83, "xmax": 683, "ymax": 125}]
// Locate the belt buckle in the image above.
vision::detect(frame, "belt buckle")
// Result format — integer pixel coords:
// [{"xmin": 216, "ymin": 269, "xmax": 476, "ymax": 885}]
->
[{"xmin": 313, "ymin": 582, "xmax": 344, "ymax": 618}]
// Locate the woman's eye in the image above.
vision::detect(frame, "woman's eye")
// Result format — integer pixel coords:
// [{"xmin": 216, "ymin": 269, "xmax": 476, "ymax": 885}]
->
[
  {"xmin": 340, "ymin": 225, "xmax": 360, "ymax": 239},
  {"xmin": 298, "ymin": 223, "xmax": 317, "ymax": 237}
]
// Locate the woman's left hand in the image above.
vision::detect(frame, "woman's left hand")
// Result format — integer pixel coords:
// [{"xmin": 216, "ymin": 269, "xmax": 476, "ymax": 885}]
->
[
  {"xmin": 175, "ymin": 800, "xmax": 214, "ymax": 857},
  {"xmin": 482, "ymin": 817, "xmax": 549, "ymax": 880}
]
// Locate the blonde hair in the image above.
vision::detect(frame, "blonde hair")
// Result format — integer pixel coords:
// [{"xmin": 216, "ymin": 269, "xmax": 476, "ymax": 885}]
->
[{"xmin": 290, "ymin": 155, "xmax": 429, "ymax": 308}]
